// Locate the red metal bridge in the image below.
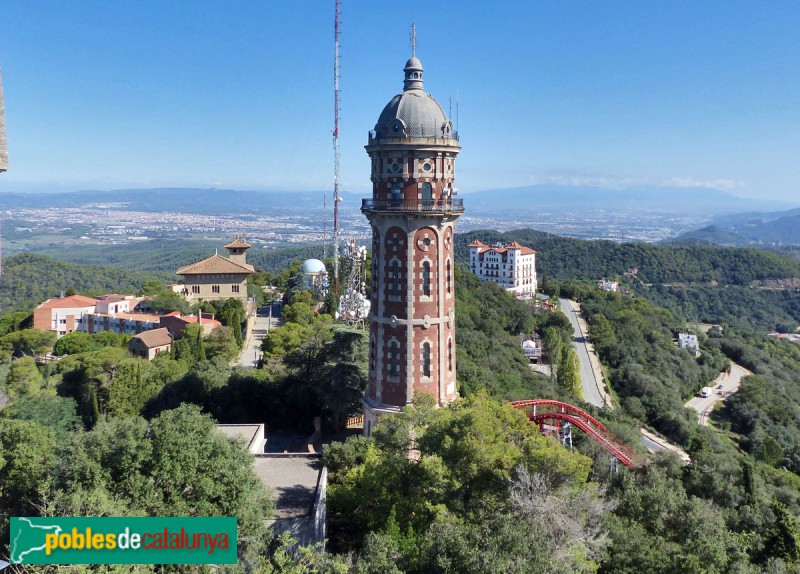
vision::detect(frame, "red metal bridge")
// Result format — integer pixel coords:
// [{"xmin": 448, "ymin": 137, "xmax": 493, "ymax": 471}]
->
[{"xmin": 511, "ymin": 399, "xmax": 638, "ymax": 468}]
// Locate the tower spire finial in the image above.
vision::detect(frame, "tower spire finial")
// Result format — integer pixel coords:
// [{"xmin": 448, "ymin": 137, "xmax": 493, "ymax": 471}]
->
[{"xmin": 410, "ymin": 20, "xmax": 416, "ymax": 57}]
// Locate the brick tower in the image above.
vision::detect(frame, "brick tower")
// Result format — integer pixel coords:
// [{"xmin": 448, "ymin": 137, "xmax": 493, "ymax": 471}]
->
[{"xmin": 361, "ymin": 50, "xmax": 464, "ymax": 435}]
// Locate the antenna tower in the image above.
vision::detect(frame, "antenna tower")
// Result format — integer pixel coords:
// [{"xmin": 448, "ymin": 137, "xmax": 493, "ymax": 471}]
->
[
  {"xmin": 322, "ymin": 191, "xmax": 328, "ymax": 259},
  {"xmin": 337, "ymin": 238, "xmax": 370, "ymax": 327},
  {"xmin": 332, "ymin": 0, "xmax": 341, "ymax": 295}
]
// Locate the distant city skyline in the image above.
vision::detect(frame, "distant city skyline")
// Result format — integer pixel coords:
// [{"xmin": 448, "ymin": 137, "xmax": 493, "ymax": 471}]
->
[{"xmin": 0, "ymin": 1, "xmax": 798, "ymax": 203}]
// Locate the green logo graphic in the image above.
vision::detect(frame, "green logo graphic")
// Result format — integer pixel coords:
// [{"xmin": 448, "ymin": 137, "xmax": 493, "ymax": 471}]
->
[{"xmin": 10, "ymin": 517, "xmax": 237, "ymax": 565}]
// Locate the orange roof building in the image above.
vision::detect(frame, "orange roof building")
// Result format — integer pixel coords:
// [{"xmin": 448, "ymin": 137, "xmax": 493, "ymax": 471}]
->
[
  {"xmin": 33, "ymin": 295, "xmax": 99, "ymax": 336},
  {"xmin": 175, "ymin": 236, "xmax": 254, "ymax": 304},
  {"xmin": 128, "ymin": 327, "xmax": 173, "ymax": 360},
  {"xmin": 468, "ymin": 241, "xmax": 538, "ymax": 295}
]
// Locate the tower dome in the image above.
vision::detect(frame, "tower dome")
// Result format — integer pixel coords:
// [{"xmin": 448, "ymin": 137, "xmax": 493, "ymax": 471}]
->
[{"xmin": 373, "ymin": 56, "xmax": 453, "ymax": 139}]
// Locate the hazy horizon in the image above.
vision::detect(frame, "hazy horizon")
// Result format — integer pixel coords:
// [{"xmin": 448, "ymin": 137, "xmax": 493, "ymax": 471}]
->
[{"xmin": 1, "ymin": 2, "xmax": 798, "ymax": 202}]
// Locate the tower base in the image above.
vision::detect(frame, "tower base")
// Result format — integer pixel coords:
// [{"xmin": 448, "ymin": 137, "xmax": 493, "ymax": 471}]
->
[{"xmin": 362, "ymin": 397, "xmax": 403, "ymax": 437}]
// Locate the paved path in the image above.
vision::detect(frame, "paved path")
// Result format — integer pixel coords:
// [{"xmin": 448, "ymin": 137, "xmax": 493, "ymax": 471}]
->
[
  {"xmin": 239, "ymin": 302, "xmax": 283, "ymax": 367},
  {"xmin": 685, "ymin": 363, "xmax": 751, "ymax": 426},
  {"xmin": 559, "ymin": 298, "xmax": 606, "ymax": 408},
  {"xmin": 640, "ymin": 428, "xmax": 691, "ymax": 462}
]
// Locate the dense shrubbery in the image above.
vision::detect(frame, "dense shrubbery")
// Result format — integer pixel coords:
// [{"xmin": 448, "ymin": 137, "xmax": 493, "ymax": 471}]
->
[
  {"xmin": 711, "ymin": 332, "xmax": 800, "ymax": 473},
  {"xmin": 0, "ymin": 405, "xmax": 272, "ymax": 569},
  {"xmin": 324, "ymin": 393, "xmax": 602, "ymax": 572},
  {"xmin": 643, "ymin": 283, "xmax": 800, "ymax": 332}
]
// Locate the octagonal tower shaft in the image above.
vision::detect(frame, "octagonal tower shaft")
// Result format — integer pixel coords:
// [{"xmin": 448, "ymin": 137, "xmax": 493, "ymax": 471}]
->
[{"xmin": 361, "ymin": 55, "xmax": 463, "ymax": 434}]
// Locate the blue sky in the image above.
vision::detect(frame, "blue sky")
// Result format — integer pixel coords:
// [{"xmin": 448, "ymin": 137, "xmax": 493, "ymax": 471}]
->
[{"xmin": 0, "ymin": 1, "xmax": 798, "ymax": 201}]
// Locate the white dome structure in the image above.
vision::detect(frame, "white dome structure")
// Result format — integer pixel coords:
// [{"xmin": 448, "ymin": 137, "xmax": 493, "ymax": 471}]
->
[{"xmin": 300, "ymin": 259, "xmax": 327, "ymax": 275}]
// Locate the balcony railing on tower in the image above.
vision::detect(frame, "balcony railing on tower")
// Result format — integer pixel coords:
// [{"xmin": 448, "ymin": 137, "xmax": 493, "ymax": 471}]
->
[{"xmin": 361, "ymin": 197, "xmax": 464, "ymax": 213}]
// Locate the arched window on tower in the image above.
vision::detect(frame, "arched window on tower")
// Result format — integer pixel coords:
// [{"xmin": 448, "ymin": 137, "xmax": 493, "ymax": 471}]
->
[
  {"xmin": 448, "ymin": 337, "xmax": 453, "ymax": 371},
  {"xmin": 446, "ymin": 259, "xmax": 452, "ymax": 294},
  {"xmin": 389, "ymin": 340, "xmax": 401, "ymax": 376},
  {"xmin": 391, "ymin": 260, "xmax": 401, "ymax": 297},
  {"xmin": 422, "ymin": 261, "xmax": 431, "ymax": 296},
  {"xmin": 423, "ymin": 342, "xmax": 431, "ymax": 377}
]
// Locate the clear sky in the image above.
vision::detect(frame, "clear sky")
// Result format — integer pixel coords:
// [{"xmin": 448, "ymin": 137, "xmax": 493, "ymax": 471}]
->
[{"xmin": 0, "ymin": 1, "xmax": 798, "ymax": 202}]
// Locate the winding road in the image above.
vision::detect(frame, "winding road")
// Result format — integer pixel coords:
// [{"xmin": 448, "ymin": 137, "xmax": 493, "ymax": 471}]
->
[
  {"xmin": 559, "ymin": 298, "xmax": 605, "ymax": 407},
  {"xmin": 685, "ymin": 363, "xmax": 751, "ymax": 426},
  {"xmin": 558, "ymin": 297, "xmax": 692, "ymax": 460}
]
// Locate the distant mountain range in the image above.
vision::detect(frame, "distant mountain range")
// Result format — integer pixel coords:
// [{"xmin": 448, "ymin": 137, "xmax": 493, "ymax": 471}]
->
[
  {"xmin": 0, "ymin": 188, "xmax": 354, "ymax": 216},
  {"xmin": 0, "ymin": 185, "xmax": 794, "ymax": 217},
  {"xmin": 461, "ymin": 184, "xmax": 794, "ymax": 216},
  {"xmin": 670, "ymin": 208, "xmax": 800, "ymax": 247}
]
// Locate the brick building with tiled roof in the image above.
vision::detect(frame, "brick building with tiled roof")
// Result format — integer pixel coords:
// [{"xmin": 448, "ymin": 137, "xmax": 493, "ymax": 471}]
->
[
  {"xmin": 175, "ymin": 236, "xmax": 254, "ymax": 304},
  {"xmin": 128, "ymin": 327, "xmax": 173, "ymax": 360},
  {"xmin": 33, "ymin": 294, "xmax": 100, "ymax": 336},
  {"xmin": 469, "ymin": 240, "xmax": 538, "ymax": 295}
]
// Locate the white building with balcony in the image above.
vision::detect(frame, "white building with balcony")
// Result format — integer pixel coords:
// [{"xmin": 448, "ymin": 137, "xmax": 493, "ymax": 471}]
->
[{"xmin": 468, "ymin": 240, "xmax": 537, "ymax": 295}]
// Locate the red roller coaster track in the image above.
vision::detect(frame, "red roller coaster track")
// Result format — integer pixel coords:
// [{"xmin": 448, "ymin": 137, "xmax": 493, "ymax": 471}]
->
[{"xmin": 511, "ymin": 399, "xmax": 638, "ymax": 468}]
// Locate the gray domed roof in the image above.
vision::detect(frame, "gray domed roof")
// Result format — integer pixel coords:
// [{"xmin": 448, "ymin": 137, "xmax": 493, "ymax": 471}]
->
[
  {"xmin": 373, "ymin": 56, "xmax": 453, "ymax": 139},
  {"xmin": 300, "ymin": 259, "xmax": 327, "ymax": 275}
]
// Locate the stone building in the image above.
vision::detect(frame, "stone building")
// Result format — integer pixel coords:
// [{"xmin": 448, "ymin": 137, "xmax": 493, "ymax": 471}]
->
[
  {"xmin": 468, "ymin": 240, "xmax": 537, "ymax": 295},
  {"xmin": 128, "ymin": 327, "xmax": 172, "ymax": 360},
  {"xmin": 361, "ymin": 49, "xmax": 463, "ymax": 434},
  {"xmin": 176, "ymin": 237, "xmax": 254, "ymax": 304}
]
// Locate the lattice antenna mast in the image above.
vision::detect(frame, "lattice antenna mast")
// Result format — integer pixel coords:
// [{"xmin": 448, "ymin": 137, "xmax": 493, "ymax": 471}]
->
[
  {"xmin": 322, "ymin": 191, "xmax": 328, "ymax": 259},
  {"xmin": 332, "ymin": 0, "xmax": 341, "ymax": 295}
]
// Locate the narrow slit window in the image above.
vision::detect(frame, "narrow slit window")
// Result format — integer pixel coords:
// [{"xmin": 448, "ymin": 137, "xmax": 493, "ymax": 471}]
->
[
  {"xmin": 423, "ymin": 261, "xmax": 431, "ymax": 296},
  {"xmin": 423, "ymin": 342, "xmax": 431, "ymax": 377},
  {"xmin": 391, "ymin": 260, "xmax": 401, "ymax": 296}
]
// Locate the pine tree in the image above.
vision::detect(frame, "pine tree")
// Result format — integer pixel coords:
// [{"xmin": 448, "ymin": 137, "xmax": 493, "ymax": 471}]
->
[
  {"xmin": 90, "ymin": 389, "xmax": 100, "ymax": 428},
  {"xmin": 195, "ymin": 326, "xmax": 206, "ymax": 362}
]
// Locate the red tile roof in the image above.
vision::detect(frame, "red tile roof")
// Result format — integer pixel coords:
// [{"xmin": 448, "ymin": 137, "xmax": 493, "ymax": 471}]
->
[
  {"xmin": 180, "ymin": 316, "xmax": 222, "ymax": 329},
  {"xmin": 36, "ymin": 295, "xmax": 99, "ymax": 309},
  {"xmin": 177, "ymin": 254, "xmax": 254, "ymax": 275},
  {"xmin": 224, "ymin": 237, "xmax": 251, "ymax": 249},
  {"xmin": 471, "ymin": 241, "xmax": 537, "ymax": 255},
  {"xmin": 131, "ymin": 327, "xmax": 173, "ymax": 348}
]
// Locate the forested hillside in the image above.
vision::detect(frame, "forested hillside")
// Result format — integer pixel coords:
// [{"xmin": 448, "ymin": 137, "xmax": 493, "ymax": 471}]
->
[
  {"xmin": 456, "ymin": 229, "xmax": 800, "ymax": 331},
  {"xmin": 455, "ymin": 228, "xmax": 800, "ymax": 285},
  {"xmin": 25, "ymin": 239, "xmax": 324, "ymax": 275},
  {"xmin": 4, "ymin": 251, "xmax": 800, "ymax": 570},
  {"xmin": 0, "ymin": 253, "xmax": 169, "ymax": 314}
]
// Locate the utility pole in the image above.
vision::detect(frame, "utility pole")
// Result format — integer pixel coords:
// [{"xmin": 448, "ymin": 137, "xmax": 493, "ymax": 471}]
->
[{"xmin": 332, "ymin": 0, "xmax": 341, "ymax": 296}]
